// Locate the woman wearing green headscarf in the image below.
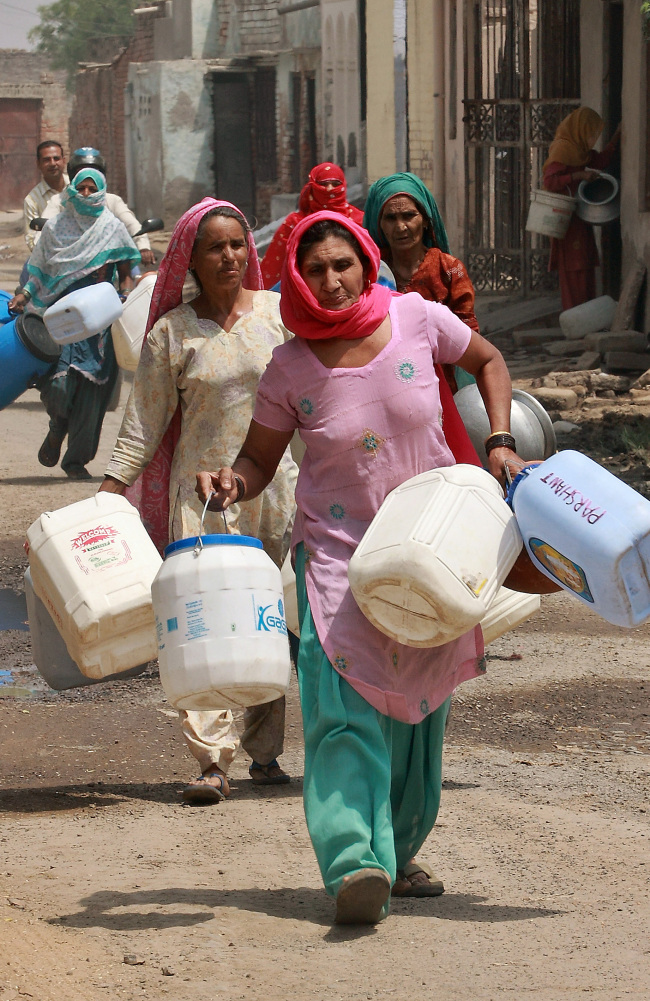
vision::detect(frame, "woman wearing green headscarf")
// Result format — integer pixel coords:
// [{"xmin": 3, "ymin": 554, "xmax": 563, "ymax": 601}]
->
[
  {"xmin": 363, "ymin": 174, "xmax": 484, "ymax": 900},
  {"xmin": 364, "ymin": 173, "xmax": 479, "ymax": 354}
]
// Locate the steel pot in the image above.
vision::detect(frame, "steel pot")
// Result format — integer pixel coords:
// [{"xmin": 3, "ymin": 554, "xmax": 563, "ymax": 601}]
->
[
  {"xmin": 576, "ymin": 172, "xmax": 620, "ymax": 225},
  {"xmin": 453, "ymin": 383, "xmax": 557, "ymax": 465}
]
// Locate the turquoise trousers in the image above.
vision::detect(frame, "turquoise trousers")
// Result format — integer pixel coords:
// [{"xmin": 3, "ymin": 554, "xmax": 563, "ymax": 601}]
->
[{"xmin": 294, "ymin": 544, "xmax": 450, "ymax": 902}]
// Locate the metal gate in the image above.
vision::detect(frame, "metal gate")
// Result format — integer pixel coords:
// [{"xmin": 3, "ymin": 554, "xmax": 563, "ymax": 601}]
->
[{"xmin": 463, "ymin": 0, "xmax": 580, "ymax": 294}]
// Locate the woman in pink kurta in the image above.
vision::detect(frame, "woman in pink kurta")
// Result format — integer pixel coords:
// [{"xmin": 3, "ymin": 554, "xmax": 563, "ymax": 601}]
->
[
  {"xmin": 197, "ymin": 212, "xmax": 521, "ymax": 925},
  {"xmin": 543, "ymin": 107, "xmax": 620, "ymax": 310}
]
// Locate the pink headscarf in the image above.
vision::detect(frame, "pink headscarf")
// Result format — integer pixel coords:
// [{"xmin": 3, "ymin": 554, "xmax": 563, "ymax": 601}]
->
[
  {"xmin": 279, "ymin": 210, "xmax": 393, "ymax": 341},
  {"xmin": 127, "ymin": 197, "xmax": 262, "ymax": 553}
]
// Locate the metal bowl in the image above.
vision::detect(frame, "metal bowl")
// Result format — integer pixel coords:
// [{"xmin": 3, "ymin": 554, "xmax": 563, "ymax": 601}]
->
[
  {"xmin": 576, "ymin": 172, "xmax": 620, "ymax": 225},
  {"xmin": 453, "ymin": 383, "xmax": 557, "ymax": 465}
]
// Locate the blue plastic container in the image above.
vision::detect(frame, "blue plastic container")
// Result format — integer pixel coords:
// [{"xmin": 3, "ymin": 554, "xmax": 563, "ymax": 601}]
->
[
  {"xmin": 0, "ymin": 312, "xmax": 60, "ymax": 410},
  {"xmin": 0, "ymin": 289, "xmax": 13, "ymax": 325},
  {"xmin": 508, "ymin": 449, "xmax": 650, "ymax": 627}
]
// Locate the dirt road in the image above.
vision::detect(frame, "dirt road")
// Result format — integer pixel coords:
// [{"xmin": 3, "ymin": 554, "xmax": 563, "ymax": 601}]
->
[{"xmin": 0, "ymin": 213, "xmax": 649, "ymax": 1000}]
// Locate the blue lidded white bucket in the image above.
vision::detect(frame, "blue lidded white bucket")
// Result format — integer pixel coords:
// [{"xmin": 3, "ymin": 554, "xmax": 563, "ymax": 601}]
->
[
  {"xmin": 508, "ymin": 450, "xmax": 650, "ymax": 627},
  {"xmin": 0, "ymin": 312, "xmax": 60, "ymax": 410},
  {"xmin": 152, "ymin": 530, "xmax": 291, "ymax": 710}
]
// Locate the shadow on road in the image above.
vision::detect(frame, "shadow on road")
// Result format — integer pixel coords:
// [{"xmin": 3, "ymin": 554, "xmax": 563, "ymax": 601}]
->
[{"xmin": 50, "ymin": 885, "xmax": 564, "ymax": 934}]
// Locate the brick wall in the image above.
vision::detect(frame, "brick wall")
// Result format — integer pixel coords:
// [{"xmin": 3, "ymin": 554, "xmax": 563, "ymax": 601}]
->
[
  {"xmin": 69, "ymin": 4, "xmax": 167, "ymax": 200},
  {"xmin": 0, "ymin": 50, "xmax": 70, "ymax": 151}
]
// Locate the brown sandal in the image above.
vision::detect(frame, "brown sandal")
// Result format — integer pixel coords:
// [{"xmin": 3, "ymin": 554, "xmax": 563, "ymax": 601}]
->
[
  {"xmin": 391, "ymin": 860, "xmax": 444, "ymax": 898},
  {"xmin": 181, "ymin": 770, "xmax": 230, "ymax": 805}
]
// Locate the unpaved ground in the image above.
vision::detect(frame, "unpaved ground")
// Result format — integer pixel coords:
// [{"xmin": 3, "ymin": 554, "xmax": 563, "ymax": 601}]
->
[{"xmin": 1, "ymin": 214, "xmax": 649, "ymax": 999}]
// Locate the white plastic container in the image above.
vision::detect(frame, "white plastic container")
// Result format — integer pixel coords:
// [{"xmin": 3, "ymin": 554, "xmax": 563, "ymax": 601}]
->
[
  {"xmin": 508, "ymin": 449, "xmax": 650, "ymax": 627},
  {"xmin": 348, "ymin": 465, "xmax": 523, "ymax": 648},
  {"xmin": 525, "ymin": 189, "xmax": 577, "ymax": 239},
  {"xmin": 281, "ymin": 551, "xmax": 300, "ymax": 636},
  {"xmin": 24, "ymin": 567, "xmax": 147, "ymax": 691},
  {"xmin": 480, "ymin": 586, "xmax": 540, "ymax": 645},
  {"xmin": 559, "ymin": 295, "xmax": 617, "ymax": 340},
  {"xmin": 111, "ymin": 272, "xmax": 157, "ymax": 371},
  {"xmin": 27, "ymin": 494, "xmax": 161, "ymax": 678},
  {"xmin": 43, "ymin": 282, "xmax": 123, "ymax": 344},
  {"xmin": 152, "ymin": 534, "xmax": 292, "ymax": 710}
]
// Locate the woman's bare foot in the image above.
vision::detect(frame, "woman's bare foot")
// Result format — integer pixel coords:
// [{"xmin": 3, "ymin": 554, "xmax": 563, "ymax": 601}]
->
[{"xmin": 181, "ymin": 766, "xmax": 230, "ymax": 805}]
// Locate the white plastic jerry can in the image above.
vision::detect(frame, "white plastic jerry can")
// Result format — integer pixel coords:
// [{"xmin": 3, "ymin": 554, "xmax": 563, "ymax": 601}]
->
[
  {"xmin": 24, "ymin": 567, "xmax": 147, "ymax": 691},
  {"xmin": 43, "ymin": 282, "xmax": 123, "ymax": 344},
  {"xmin": 152, "ymin": 534, "xmax": 292, "ymax": 711},
  {"xmin": 26, "ymin": 494, "xmax": 162, "ymax": 678},
  {"xmin": 348, "ymin": 465, "xmax": 523, "ymax": 648},
  {"xmin": 480, "ymin": 586, "xmax": 540, "ymax": 645},
  {"xmin": 508, "ymin": 449, "xmax": 650, "ymax": 627},
  {"xmin": 111, "ymin": 272, "xmax": 157, "ymax": 371}
]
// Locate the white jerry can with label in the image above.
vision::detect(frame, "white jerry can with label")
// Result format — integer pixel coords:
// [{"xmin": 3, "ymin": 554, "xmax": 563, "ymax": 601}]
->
[
  {"xmin": 26, "ymin": 494, "xmax": 161, "ymax": 678},
  {"xmin": 508, "ymin": 450, "xmax": 650, "ymax": 626},
  {"xmin": 348, "ymin": 465, "xmax": 523, "ymax": 648},
  {"xmin": 151, "ymin": 533, "xmax": 292, "ymax": 710}
]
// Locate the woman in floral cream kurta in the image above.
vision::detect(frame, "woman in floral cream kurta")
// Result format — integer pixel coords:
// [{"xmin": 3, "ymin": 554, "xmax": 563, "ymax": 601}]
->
[{"xmin": 102, "ymin": 198, "xmax": 298, "ymax": 802}]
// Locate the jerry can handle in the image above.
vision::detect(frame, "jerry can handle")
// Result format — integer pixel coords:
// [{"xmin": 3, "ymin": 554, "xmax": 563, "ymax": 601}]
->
[{"xmin": 194, "ymin": 491, "xmax": 229, "ymax": 555}]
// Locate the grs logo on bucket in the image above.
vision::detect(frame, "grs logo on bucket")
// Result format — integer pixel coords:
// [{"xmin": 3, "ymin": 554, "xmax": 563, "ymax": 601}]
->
[{"xmin": 255, "ymin": 597, "xmax": 287, "ymax": 635}]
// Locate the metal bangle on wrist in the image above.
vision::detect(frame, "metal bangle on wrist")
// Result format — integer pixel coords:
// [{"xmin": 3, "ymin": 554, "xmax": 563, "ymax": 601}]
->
[
  {"xmin": 233, "ymin": 474, "xmax": 246, "ymax": 502},
  {"xmin": 484, "ymin": 431, "xmax": 516, "ymax": 455}
]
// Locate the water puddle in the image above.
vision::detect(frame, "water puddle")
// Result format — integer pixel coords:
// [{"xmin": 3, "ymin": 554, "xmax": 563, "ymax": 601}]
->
[{"xmin": 0, "ymin": 588, "xmax": 28, "ymax": 631}]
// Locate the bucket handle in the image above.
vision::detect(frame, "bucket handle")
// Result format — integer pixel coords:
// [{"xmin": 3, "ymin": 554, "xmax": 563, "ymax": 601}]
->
[{"xmin": 194, "ymin": 491, "xmax": 228, "ymax": 556}]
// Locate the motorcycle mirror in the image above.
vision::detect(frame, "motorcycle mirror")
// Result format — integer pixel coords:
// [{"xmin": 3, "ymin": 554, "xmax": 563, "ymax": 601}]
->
[
  {"xmin": 134, "ymin": 217, "xmax": 164, "ymax": 237},
  {"xmin": 29, "ymin": 217, "xmax": 47, "ymax": 231}
]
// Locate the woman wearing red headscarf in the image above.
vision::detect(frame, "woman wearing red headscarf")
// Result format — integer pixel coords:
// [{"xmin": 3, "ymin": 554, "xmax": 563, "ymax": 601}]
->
[
  {"xmin": 260, "ymin": 162, "xmax": 363, "ymax": 289},
  {"xmin": 198, "ymin": 211, "xmax": 522, "ymax": 925},
  {"xmin": 100, "ymin": 197, "xmax": 298, "ymax": 803}
]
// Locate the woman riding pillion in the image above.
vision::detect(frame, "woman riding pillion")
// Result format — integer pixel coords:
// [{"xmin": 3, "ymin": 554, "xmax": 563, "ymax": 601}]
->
[
  {"xmin": 197, "ymin": 211, "xmax": 523, "ymax": 925},
  {"xmin": 9, "ymin": 168, "xmax": 139, "ymax": 480}
]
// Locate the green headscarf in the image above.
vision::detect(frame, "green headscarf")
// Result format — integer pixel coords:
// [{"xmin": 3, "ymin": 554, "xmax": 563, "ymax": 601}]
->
[{"xmin": 363, "ymin": 173, "xmax": 450, "ymax": 255}]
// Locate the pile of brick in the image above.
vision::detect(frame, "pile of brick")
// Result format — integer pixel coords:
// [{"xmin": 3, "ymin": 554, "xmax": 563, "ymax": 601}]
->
[
  {"xmin": 511, "ymin": 326, "xmax": 650, "ymax": 378},
  {"xmin": 524, "ymin": 368, "xmax": 650, "ymax": 414}
]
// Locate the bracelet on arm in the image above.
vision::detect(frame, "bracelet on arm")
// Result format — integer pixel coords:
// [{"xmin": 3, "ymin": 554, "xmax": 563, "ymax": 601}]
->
[
  {"xmin": 484, "ymin": 431, "xmax": 516, "ymax": 456},
  {"xmin": 233, "ymin": 473, "xmax": 246, "ymax": 503}
]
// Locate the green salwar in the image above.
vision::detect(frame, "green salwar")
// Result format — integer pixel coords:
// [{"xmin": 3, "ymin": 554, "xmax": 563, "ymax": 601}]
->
[{"xmin": 294, "ymin": 544, "xmax": 450, "ymax": 906}]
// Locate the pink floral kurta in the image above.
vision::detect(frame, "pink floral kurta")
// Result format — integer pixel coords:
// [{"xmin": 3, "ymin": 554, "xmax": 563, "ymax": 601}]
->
[{"xmin": 254, "ymin": 292, "xmax": 485, "ymax": 723}]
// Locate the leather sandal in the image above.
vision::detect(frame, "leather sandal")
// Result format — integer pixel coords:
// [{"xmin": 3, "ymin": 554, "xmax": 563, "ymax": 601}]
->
[
  {"xmin": 249, "ymin": 758, "xmax": 290, "ymax": 785},
  {"xmin": 391, "ymin": 860, "xmax": 444, "ymax": 898},
  {"xmin": 335, "ymin": 868, "xmax": 391, "ymax": 925},
  {"xmin": 181, "ymin": 770, "xmax": 230, "ymax": 805}
]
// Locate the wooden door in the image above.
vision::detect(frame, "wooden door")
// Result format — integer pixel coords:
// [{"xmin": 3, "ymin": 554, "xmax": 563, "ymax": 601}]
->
[{"xmin": 0, "ymin": 99, "xmax": 41, "ymax": 210}]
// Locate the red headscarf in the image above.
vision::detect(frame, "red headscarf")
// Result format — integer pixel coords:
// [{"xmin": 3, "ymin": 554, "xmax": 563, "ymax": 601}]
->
[
  {"xmin": 298, "ymin": 163, "xmax": 351, "ymax": 214},
  {"xmin": 279, "ymin": 210, "xmax": 393, "ymax": 341},
  {"xmin": 127, "ymin": 197, "xmax": 262, "ymax": 552},
  {"xmin": 280, "ymin": 211, "xmax": 481, "ymax": 466}
]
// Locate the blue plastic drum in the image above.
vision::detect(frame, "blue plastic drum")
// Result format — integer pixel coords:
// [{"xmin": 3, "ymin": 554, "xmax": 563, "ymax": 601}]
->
[
  {"xmin": 0, "ymin": 311, "xmax": 61, "ymax": 410},
  {"xmin": 0, "ymin": 289, "xmax": 13, "ymax": 326}
]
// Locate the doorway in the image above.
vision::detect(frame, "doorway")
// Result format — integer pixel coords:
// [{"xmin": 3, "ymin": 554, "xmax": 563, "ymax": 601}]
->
[
  {"xmin": 464, "ymin": 0, "xmax": 581, "ymax": 294},
  {"xmin": 212, "ymin": 74, "xmax": 255, "ymax": 223},
  {"xmin": 0, "ymin": 99, "xmax": 41, "ymax": 210}
]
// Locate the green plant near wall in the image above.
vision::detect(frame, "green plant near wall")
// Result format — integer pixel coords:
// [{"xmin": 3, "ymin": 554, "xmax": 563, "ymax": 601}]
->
[{"xmin": 643, "ymin": 1, "xmax": 650, "ymax": 41}]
